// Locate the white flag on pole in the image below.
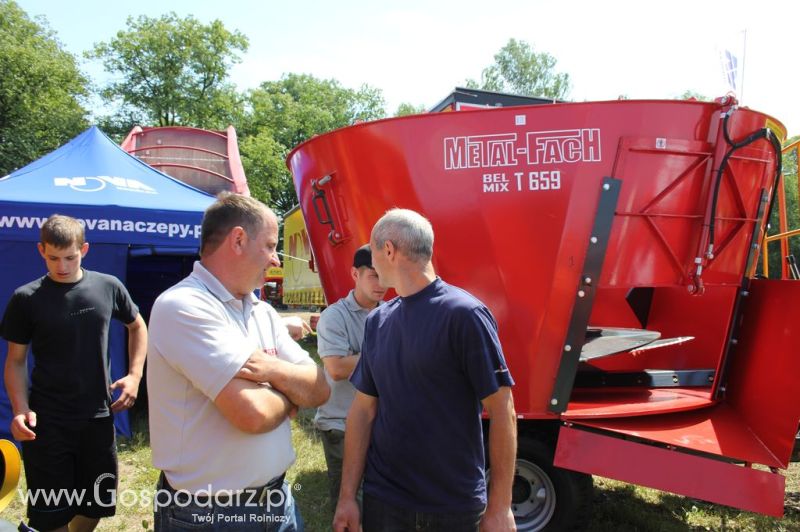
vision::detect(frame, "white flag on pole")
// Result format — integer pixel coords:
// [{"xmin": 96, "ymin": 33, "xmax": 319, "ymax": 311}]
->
[
  {"xmin": 717, "ymin": 30, "xmax": 747, "ymax": 101},
  {"xmin": 721, "ymin": 49, "xmax": 739, "ymax": 92}
]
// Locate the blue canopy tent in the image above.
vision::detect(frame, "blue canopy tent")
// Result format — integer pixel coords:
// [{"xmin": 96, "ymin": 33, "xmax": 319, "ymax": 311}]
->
[{"xmin": 0, "ymin": 126, "xmax": 215, "ymax": 439}]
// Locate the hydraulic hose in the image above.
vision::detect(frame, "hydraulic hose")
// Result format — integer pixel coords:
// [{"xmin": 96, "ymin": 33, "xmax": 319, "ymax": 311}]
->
[{"xmin": 707, "ymin": 109, "xmax": 783, "ymax": 253}]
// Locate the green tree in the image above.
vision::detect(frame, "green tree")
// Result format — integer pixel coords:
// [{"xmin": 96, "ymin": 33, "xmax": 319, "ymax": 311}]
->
[
  {"xmin": 239, "ymin": 133, "xmax": 294, "ymax": 213},
  {"xmin": 0, "ymin": 0, "xmax": 89, "ymax": 175},
  {"xmin": 679, "ymin": 90, "xmax": 712, "ymax": 102},
  {"xmin": 88, "ymin": 13, "xmax": 248, "ymax": 128},
  {"xmin": 238, "ymin": 73, "xmax": 386, "ymax": 213},
  {"xmin": 94, "ymin": 107, "xmax": 149, "ymax": 143},
  {"xmin": 466, "ymin": 38, "xmax": 570, "ymax": 99},
  {"xmin": 395, "ymin": 103, "xmax": 426, "ymax": 117},
  {"xmin": 763, "ymin": 136, "xmax": 800, "ymax": 278}
]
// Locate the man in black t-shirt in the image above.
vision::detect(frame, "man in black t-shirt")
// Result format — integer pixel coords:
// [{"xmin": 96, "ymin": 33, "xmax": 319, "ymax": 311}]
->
[{"xmin": 0, "ymin": 214, "xmax": 147, "ymax": 532}]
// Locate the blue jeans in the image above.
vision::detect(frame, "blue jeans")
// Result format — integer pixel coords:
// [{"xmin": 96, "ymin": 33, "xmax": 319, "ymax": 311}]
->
[
  {"xmin": 362, "ymin": 494, "xmax": 484, "ymax": 532},
  {"xmin": 153, "ymin": 480, "xmax": 304, "ymax": 531}
]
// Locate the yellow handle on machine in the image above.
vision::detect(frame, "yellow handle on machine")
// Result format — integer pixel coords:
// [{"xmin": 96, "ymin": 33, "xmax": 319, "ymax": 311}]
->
[{"xmin": 0, "ymin": 440, "xmax": 20, "ymax": 511}]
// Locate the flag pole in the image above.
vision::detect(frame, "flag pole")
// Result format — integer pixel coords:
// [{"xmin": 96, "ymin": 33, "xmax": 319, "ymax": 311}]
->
[{"xmin": 740, "ymin": 29, "xmax": 747, "ymax": 103}]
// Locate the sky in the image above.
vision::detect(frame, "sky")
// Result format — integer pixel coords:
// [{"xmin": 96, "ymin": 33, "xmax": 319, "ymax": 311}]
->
[{"xmin": 17, "ymin": 0, "xmax": 800, "ymax": 136}]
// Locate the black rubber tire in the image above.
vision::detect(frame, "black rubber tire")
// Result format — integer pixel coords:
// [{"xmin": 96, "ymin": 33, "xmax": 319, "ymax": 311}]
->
[{"xmin": 488, "ymin": 434, "xmax": 594, "ymax": 531}]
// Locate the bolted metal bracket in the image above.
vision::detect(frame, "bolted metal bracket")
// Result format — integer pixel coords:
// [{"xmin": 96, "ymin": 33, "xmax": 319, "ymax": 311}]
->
[
  {"xmin": 713, "ymin": 187, "xmax": 769, "ymax": 400},
  {"xmin": 549, "ymin": 177, "xmax": 621, "ymax": 413}
]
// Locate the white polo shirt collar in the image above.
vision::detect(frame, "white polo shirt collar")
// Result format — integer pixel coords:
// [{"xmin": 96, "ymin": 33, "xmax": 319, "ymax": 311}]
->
[{"xmin": 191, "ymin": 261, "xmax": 261, "ymax": 318}]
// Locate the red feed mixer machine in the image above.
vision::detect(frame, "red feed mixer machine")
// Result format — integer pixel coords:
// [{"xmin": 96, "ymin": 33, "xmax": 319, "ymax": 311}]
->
[{"xmin": 287, "ymin": 97, "xmax": 800, "ymax": 530}]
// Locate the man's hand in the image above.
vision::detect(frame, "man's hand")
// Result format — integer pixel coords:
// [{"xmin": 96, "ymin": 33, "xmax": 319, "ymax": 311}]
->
[
  {"xmin": 480, "ymin": 506, "xmax": 516, "ymax": 531},
  {"xmin": 109, "ymin": 374, "xmax": 141, "ymax": 412},
  {"xmin": 237, "ymin": 349, "xmax": 281, "ymax": 383},
  {"xmin": 332, "ymin": 497, "xmax": 360, "ymax": 532},
  {"xmin": 282, "ymin": 316, "xmax": 313, "ymax": 341},
  {"xmin": 11, "ymin": 411, "xmax": 36, "ymax": 441},
  {"xmin": 237, "ymin": 349, "xmax": 329, "ymax": 408}
]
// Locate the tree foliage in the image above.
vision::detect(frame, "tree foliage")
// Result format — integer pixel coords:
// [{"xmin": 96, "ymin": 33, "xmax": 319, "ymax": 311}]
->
[
  {"xmin": 467, "ymin": 38, "xmax": 570, "ymax": 100},
  {"xmin": 0, "ymin": 0, "xmax": 89, "ymax": 175},
  {"xmin": 88, "ymin": 13, "xmax": 248, "ymax": 128},
  {"xmin": 395, "ymin": 103, "xmax": 426, "ymax": 117},
  {"xmin": 86, "ymin": 11, "xmax": 386, "ymax": 214},
  {"xmin": 238, "ymin": 74, "xmax": 386, "ymax": 214},
  {"xmin": 763, "ymin": 137, "xmax": 800, "ymax": 277},
  {"xmin": 239, "ymin": 133, "xmax": 295, "ymax": 215},
  {"xmin": 680, "ymin": 90, "xmax": 712, "ymax": 102}
]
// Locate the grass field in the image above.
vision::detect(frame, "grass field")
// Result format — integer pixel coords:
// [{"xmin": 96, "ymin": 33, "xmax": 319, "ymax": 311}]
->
[{"xmin": 3, "ymin": 335, "xmax": 799, "ymax": 531}]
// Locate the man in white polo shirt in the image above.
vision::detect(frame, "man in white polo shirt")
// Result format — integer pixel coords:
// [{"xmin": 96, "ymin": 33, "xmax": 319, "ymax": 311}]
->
[{"xmin": 147, "ymin": 193, "xmax": 330, "ymax": 531}]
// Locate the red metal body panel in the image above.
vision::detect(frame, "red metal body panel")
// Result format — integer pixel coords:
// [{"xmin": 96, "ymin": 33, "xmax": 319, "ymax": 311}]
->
[
  {"xmin": 588, "ymin": 286, "xmax": 738, "ymax": 371},
  {"xmin": 225, "ymin": 126, "xmax": 250, "ymax": 196},
  {"xmin": 565, "ymin": 387, "xmax": 713, "ymax": 418},
  {"xmin": 287, "ymin": 99, "xmax": 797, "ymax": 514},
  {"xmin": 560, "ymin": 279, "xmax": 800, "ymax": 512},
  {"xmin": 566, "ymin": 403, "xmax": 781, "ymax": 467},
  {"xmin": 121, "ymin": 125, "xmax": 249, "ymax": 196},
  {"xmin": 555, "ymin": 425, "xmax": 785, "ymax": 517},
  {"xmin": 724, "ymin": 279, "xmax": 800, "ymax": 467}
]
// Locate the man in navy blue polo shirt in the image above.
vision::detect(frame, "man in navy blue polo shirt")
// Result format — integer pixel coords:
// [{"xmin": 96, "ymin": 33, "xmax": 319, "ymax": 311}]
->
[{"xmin": 333, "ymin": 208, "xmax": 517, "ymax": 532}]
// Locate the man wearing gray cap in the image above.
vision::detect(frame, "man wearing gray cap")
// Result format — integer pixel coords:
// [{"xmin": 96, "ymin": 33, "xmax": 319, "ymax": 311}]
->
[{"xmin": 314, "ymin": 244, "xmax": 386, "ymax": 511}]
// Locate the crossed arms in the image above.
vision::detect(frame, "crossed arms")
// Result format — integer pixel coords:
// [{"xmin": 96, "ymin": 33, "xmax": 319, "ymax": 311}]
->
[{"xmin": 215, "ymin": 349, "xmax": 330, "ymax": 434}]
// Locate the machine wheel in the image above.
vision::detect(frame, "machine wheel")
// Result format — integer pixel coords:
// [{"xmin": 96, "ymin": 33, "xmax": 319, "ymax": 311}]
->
[{"xmin": 489, "ymin": 435, "xmax": 593, "ymax": 531}]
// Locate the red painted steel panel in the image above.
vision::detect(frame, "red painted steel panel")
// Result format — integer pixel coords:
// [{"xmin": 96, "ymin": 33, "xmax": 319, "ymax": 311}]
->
[
  {"xmin": 608, "ymin": 140, "xmax": 772, "ymax": 288},
  {"xmin": 122, "ymin": 126, "xmax": 249, "ymax": 196},
  {"xmin": 588, "ymin": 285, "xmax": 737, "ymax": 371},
  {"xmin": 565, "ymin": 387, "xmax": 713, "ymax": 419},
  {"xmin": 226, "ymin": 125, "xmax": 250, "ymax": 196},
  {"xmin": 607, "ymin": 137, "xmax": 713, "ymax": 287},
  {"xmin": 566, "ymin": 403, "xmax": 781, "ymax": 467},
  {"xmin": 725, "ymin": 279, "xmax": 800, "ymax": 467},
  {"xmin": 555, "ymin": 425, "xmax": 786, "ymax": 516}
]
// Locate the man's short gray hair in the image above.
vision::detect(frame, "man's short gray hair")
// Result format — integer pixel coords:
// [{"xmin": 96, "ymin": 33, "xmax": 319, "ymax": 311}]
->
[{"xmin": 371, "ymin": 208, "xmax": 434, "ymax": 263}]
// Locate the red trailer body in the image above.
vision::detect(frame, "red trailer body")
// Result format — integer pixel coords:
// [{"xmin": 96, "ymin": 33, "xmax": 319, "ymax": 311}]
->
[
  {"xmin": 121, "ymin": 125, "xmax": 249, "ymax": 197},
  {"xmin": 287, "ymin": 98, "xmax": 800, "ymax": 529}
]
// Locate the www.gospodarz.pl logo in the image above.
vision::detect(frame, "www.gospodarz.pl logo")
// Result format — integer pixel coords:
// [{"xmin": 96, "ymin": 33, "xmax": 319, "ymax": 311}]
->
[{"xmin": 18, "ymin": 474, "xmax": 291, "ymax": 511}]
